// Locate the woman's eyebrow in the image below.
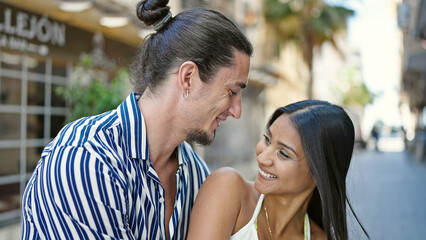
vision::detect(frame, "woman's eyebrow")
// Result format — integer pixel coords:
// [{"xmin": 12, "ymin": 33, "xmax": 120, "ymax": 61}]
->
[{"xmin": 267, "ymin": 127, "xmax": 298, "ymax": 157}]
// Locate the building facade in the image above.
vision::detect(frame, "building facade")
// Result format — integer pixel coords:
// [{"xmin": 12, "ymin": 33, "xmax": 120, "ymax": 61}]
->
[{"xmin": 398, "ymin": 0, "xmax": 426, "ymax": 161}]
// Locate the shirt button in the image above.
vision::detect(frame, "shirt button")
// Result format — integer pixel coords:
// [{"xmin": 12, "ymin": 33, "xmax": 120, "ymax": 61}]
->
[{"xmin": 159, "ymin": 197, "xmax": 165, "ymax": 203}]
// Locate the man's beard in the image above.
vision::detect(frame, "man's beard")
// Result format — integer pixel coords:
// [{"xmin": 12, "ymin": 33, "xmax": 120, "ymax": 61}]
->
[{"xmin": 186, "ymin": 129, "xmax": 215, "ymax": 146}]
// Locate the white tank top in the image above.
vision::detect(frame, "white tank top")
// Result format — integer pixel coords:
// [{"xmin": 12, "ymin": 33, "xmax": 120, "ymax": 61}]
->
[{"xmin": 230, "ymin": 194, "xmax": 311, "ymax": 240}]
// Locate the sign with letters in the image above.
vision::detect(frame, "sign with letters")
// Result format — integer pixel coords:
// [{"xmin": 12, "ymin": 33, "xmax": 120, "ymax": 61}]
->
[
  {"xmin": 0, "ymin": 2, "xmax": 135, "ymax": 65},
  {"xmin": 0, "ymin": 3, "xmax": 66, "ymax": 56}
]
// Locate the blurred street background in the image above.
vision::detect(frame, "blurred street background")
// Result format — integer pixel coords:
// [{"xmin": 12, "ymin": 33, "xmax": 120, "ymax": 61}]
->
[
  {"xmin": 0, "ymin": 0, "xmax": 425, "ymax": 239},
  {"xmin": 347, "ymin": 150, "xmax": 426, "ymax": 239}
]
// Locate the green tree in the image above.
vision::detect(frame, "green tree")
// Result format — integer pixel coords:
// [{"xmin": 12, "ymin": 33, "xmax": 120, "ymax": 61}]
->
[
  {"xmin": 264, "ymin": 0, "xmax": 354, "ymax": 98},
  {"xmin": 55, "ymin": 55, "xmax": 129, "ymax": 122},
  {"xmin": 338, "ymin": 67, "xmax": 375, "ymax": 107}
]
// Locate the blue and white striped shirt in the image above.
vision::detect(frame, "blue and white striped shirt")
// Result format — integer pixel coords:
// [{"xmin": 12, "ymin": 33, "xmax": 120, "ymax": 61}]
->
[{"xmin": 21, "ymin": 92, "xmax": 210, "ymax": 240}]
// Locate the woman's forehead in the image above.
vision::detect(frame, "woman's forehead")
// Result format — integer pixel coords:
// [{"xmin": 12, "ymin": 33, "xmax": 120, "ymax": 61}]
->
[{"xmin": 269, "ymin": 115, "xmax": 303, "ymax": 150}]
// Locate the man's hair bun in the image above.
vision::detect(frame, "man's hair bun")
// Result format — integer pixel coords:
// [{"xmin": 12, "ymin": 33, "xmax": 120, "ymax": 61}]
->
[{"xmin": 136, "ymin": 0, "xmax": 170, "ymax": 26}]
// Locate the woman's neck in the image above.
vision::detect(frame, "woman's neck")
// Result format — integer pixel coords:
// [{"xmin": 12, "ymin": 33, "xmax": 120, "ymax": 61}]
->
[{"xmin": 263, "ymin": 192, "xmax": 312, "ymax": 238}]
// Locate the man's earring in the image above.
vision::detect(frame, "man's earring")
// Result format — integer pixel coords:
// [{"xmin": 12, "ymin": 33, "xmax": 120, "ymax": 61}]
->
[{"xmin": 183, "ymin": 89, "xmax": 189, "ymax": 100}]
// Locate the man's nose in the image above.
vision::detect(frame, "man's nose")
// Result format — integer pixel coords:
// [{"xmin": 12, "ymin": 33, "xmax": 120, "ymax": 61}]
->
[{"xmin": 228, "ymin": 96, "xmax": 242, "ymax": 119}]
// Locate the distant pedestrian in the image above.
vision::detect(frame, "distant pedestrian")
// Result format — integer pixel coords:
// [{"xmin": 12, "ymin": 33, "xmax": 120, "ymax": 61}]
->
[{"xmin": 371, "ymin": 124, "xmax": 381, "ymax": 151}]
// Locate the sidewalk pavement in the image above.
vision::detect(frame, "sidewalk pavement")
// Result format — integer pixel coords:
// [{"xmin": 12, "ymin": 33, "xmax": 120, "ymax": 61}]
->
[{"xmin": 347, "ymin": 150, "xmax": 426, "ymax": 239}]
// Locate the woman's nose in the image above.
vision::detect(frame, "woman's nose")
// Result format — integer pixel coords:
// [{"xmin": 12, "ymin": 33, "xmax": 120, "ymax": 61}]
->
[{"xmin": 256, "ymin": 146, "xmax": 273, "ymax": 166}]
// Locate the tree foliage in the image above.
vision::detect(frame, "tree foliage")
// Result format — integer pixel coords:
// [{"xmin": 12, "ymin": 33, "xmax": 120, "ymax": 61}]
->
[
  {"xmin": 263, "ymin": 0, "xmax": 354, "ymax": 98},
  {"xmin": 55, "ymin": 55, "xmax": 129, "ymax": 122},
  {"xmin": 333, "ymin": 67, "xmax": 375, "ymax": 107}
]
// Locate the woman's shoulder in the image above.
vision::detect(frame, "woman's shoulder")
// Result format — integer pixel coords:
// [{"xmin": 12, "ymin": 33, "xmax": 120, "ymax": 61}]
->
[
  {"xmin": 197, "ymin": 167, "xmax": 247, "ymax": 197},
  {"xmin": 188, "ymin": 167, "xmax": 258, "ymax": 239},
  {"xmin": 199, "ymin": 167, "xmax": 249, "ymax": 198},
  {"xmin": 209, "ymin": 166, "xmax": 244, "ymax": 178},
  {"xmin": 207, "ymin": 168, "xmax": 261, "ymax": 235},
  {"xmin": 206, "ymin": 167, "xmax": 258, "ymax": 196},
  {"xmin": 209, "ymin": 167, "xmax": 247, "ymax": 183}
]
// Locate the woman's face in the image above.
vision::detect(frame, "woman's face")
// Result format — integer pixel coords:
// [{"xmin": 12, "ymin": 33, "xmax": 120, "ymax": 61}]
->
[{"xmin": 254, "ymin": 114, "xmax": 316, "ymax": 197}]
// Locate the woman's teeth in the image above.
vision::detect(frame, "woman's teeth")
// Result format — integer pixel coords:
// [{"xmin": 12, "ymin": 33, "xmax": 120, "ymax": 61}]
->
[{"xmin": 259, "ymin": 168, "xmax": 277, "ymax": 179}]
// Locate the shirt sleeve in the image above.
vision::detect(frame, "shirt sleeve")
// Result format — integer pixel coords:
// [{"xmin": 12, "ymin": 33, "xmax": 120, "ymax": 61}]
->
[{"xmin": 23, "ymin": 145, "xmax": 134, "ymax": 240}]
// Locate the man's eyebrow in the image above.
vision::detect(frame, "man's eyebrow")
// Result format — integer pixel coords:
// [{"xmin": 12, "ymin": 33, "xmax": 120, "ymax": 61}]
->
[{"xmin": 267, "ymin": 127, "xmax": 299, "ymax": 157}]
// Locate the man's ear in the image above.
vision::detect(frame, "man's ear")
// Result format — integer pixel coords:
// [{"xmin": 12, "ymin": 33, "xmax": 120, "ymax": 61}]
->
[{"xmin": 177, "ymin": 61, "xmax": 200, "ymax": 92}]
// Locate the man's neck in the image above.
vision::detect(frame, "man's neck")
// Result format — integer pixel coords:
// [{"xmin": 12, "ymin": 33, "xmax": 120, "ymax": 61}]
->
[
  {"xmin": 138, "ymin": 91, "xmax": 182, "ymax": 240},
  {"xmin": 138, "ymin": 90, "xmax": 185, "ymax": 166}
]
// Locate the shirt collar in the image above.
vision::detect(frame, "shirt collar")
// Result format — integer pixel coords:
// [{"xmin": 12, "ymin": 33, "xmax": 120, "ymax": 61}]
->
[
  {"xmin": 177, "ymin": 142, "xmax": 190, "ymax": 166},
  {"xmin": 117, "ymin": 92, "xmax": 149, "ymax": 160},
  {"xmin": 117, "ymin": 92, "xmax": 192, "ymax": 167}
]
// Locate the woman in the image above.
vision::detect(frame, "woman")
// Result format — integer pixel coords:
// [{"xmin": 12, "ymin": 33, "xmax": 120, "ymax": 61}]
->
[{"xmin": 187, "ymin": 100, "xmax": 369, "ymax": 240}]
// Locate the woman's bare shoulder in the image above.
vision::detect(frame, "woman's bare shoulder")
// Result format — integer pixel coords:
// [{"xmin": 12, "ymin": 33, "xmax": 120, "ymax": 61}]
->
[
  {"xmin": 209, "ymin": 167, "xmax": 246, "ymax": 181},
  {"xmin": 187, "ymin": 167, "xmax": 254, "ymax": 239},
  {"xmin": 193, "ymin": 167, "xmax": 252, "ymax": 212},
  {"xmin": 208, "ymin": 168, "xmax": 260, "ymax": 234},
  {"xmin": 202, "ymin": 167, "xmax": 250, "ymax": 193}
]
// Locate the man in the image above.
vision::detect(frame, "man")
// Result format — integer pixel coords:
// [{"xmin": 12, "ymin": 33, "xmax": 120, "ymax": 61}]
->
[{"xmin": 21, "ymin": 2, "xmax": 253, "ymax": 240}]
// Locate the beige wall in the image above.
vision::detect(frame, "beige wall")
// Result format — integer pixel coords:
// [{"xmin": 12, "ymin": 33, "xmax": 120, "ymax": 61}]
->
[{"xmin": 266, "ymin": 41, "xmax": 309, "ymax": 114}]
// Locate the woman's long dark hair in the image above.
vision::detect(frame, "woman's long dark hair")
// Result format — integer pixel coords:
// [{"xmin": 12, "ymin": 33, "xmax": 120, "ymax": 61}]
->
[
  {"xmin": 267, "ymin": 100, "xmax": 369, "ymax": 240},
  {"xmin": 132, "ymin": 0, "xmax": 253, "ymax": 94}
]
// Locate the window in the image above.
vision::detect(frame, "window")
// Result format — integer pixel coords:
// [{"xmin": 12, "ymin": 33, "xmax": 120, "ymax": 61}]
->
[{"xmin": 0, "ymin": 49, "xmax": 70, "ymax": 223}]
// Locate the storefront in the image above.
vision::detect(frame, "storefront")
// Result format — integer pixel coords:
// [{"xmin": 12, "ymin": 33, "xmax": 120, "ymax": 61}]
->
[{"xmin": 0, "ymin": 1, "xmax": 137, "ymax": 224}]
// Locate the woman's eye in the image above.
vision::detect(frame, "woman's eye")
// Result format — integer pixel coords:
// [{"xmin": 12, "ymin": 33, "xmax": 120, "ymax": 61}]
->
[
  {"xmin": 263, "ymin": 134, "xmax": 270, "ymax": 144},
  {"xmin": 278, "ymin": 150, "xmax": 291, "ymax": 159}
]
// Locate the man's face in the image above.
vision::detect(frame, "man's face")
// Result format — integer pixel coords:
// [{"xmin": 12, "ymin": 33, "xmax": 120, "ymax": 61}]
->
[{"xmin": 186, "ymin": 51, "xmax": 250, "ymax": 146}]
